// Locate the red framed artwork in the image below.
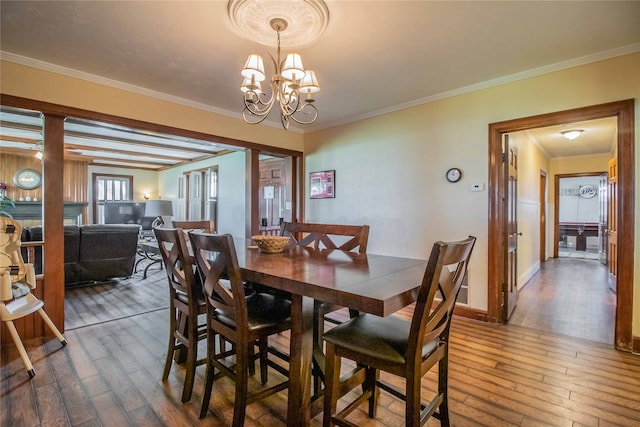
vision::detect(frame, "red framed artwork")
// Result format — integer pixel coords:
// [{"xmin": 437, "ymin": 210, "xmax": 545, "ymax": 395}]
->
[{"xmin": 309, "ymin": 170, "xmax": 335, "ymax": 199}]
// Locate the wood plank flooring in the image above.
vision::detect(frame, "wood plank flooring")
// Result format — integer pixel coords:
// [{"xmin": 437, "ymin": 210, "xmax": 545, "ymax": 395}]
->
[
  {"xmin": 509, "ymin": 257, "xmax": 615, "ymax": 344},
  {"xmin": 2, "ymin": 304, "xmax": 639, "ymax": 426},
  {"xmin": 64, "ymin": 262, "xmax": 168, "ymax": 330}
]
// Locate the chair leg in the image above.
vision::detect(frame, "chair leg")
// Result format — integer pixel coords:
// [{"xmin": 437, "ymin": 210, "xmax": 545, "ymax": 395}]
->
[
  {"xmin": 181, "ymin": 321, "xmax": 198, "ymax": 403},
  {"xmin": 364, "ymin": 366, "xmax": 379, "ymax": 418},
  {"xmin": 36, "ymin": 308, "xmax": 66, "ymax": 345},
  {"xmin": 312, "ymin": 362, "xmax": 323, "ymax": 395},
  {"xmin": 199, "ymin": 331, "xmax": 217, "ymax": 419},
  {"xmin": 313, "ymin": 302, "xmax": 327, "ymax": 394},
  {"xmin": 162, "ymin": 308, "xmax": 177, "ymax": 381},
  {"xmin": 406, "ymin": 372, "xmax": 421, "ymax": 427},
  {"xmin": 438, "ymin": 353, "xmax": 451, "ymax": 427},
  {"xmin": 248, "ymin": 341, "xmax": 256, "ymax": 376},
  {"xmin": 257, "ymin": 337, "xmax": 269, "ymax": 384},
  {"xmin": 175, "ymin": 311, "xmax": 188, "ymax": 363},
  {"xmin": 4, "ymin": 320, "xmax": 35, "ymax": 378},
  {"xmin": 233, "ymin": 343, "xmax": 250, "ymax": 427},
  {"xmin": 322, "ymin": 342, "xmax": 341, "ymax": 427}
]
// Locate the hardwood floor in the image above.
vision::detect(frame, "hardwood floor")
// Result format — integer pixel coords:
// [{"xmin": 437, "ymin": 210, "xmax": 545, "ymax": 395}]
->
[
  {"xmin": 509, "ymin": 257, "xmax": 615, "ymax": 344},
  {"xmin": 64, "ymin": 262, "xmax": 168, "ymax": 330},
  {"xmin": 2, "ymin": 303, "xmax": 639, "ymax": 426}
]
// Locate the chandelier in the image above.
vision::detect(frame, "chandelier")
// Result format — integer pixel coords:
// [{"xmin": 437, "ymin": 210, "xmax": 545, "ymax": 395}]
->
[{"xmin": 240, "ymin": 18, "xmax": 320, "ymax": 129}]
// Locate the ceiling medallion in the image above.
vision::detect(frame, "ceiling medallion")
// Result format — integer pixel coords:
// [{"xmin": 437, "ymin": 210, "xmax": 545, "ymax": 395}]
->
[{"xmin": 227, "ymin": 0, "xmax": 329, "ymax": 48}]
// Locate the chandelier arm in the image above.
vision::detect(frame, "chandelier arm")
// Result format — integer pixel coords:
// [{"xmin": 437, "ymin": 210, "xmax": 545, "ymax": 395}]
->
[
  {"xmin": 280, "ymin": 114, "xmax": 290, "ymax": 130},
  {"xmin": 289, "ymin": 102, "xmax": 319, "ymax": 125},
  {"xmin": 280, "ymin": 89, "xmax": 302, "ymax": 117},
  {"xmin": 244, "ymin": 86, "xmax": 278, "ymax": 115},
  {"xmin": 243, "ymin": 107, "xmax": 272, "ymax": 125}
]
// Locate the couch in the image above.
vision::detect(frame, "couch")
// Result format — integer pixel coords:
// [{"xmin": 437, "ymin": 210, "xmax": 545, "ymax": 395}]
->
[{"xmin": 22, "ymin": 224, "xmax": 141, "ymax": 286}]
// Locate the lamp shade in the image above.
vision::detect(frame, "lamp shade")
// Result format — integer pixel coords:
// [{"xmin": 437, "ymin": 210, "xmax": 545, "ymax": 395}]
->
[
  {"xmin": 300, "ymin": 70, "xmax": 320, "ymax": 93},
  {"xmin": 241, "ymin": 54, "xmax": 266, "ymax": 82},
  {"xmin": 281, "ymin": 53, "xmax": 305, "ymax": 81},
  {"xmin": 144, "ymin": 200, "xmax": 173, "ymax": 217}
]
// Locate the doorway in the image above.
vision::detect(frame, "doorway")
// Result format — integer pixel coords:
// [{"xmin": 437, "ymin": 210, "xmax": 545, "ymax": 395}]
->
[
  {"xmin": 487, "ymin": 99, "xmax": 635, "ymax": 352},
  {"xmin": 508, "ymin": 153, "xmax": 615, "ymax": 343}
]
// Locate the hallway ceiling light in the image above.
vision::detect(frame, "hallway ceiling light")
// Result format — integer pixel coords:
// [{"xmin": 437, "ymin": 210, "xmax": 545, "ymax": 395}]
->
[{"xmin": 562, "ymin": 130, "xmax": 583, "ymax": 140}]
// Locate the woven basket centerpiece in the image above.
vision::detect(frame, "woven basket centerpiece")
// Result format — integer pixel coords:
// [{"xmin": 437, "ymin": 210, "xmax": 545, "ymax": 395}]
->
[{"xmin": 251, "ymin": 235, "xmax": 290, "ymax": 254}]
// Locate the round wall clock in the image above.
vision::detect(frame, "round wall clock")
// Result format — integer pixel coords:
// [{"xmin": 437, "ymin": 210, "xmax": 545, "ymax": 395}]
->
[
  {"xmin": 13, "ymin": 168, "xmax": 42, "ymax": 190},
  {"xmin": 445, "ymin": 167, "xmax": 462, "ymax": 183}
]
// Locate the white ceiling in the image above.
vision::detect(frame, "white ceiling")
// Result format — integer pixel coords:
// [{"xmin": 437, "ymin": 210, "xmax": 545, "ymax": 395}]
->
[
  {"xmin": 1, "ymin": 1, "xmax": 638, "ymax": 162},
  {"xmin": 524, "ymin": 117, "xmax": 618, "ymax": 158}
]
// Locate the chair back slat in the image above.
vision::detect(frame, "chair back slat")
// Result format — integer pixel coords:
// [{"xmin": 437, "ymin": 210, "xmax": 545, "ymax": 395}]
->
[
  {"xmin": 154, "ymin": 228, "xmax": 200, "ymax": 300},
  {"xmin": 281, "ymin": 222, "xmax": 370, "ymax": 253},
  {"xmin": 189, "ymin": 232, "xmax": 248, "ymax": 327},
  {"xmin": 408, "ymin": 236, "xmax": 476, "ymax": 361}
]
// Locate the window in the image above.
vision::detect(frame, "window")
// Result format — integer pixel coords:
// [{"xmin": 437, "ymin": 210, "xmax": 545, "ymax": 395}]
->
[
  {"xmin": 209, "ymin": 168, "xmax": 218, "ymax": 199},
  {"xmin": 93, "ymin": 174, "xmax": 133, "ymax": 224}
]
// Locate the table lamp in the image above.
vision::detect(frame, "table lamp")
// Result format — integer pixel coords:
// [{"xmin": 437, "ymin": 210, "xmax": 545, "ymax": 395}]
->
[{"xmin": 145, "ymin": 200, "xmax": 173, "ymax": 228}]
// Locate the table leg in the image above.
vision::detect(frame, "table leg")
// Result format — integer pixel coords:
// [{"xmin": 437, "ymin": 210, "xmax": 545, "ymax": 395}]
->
[
  {"xmin": 287, "ymin": 294, "xmax": 314, "ymax": 426},
  {"xmin": 142, "ymin": 258, "xmax": 162, "ymax": 279}
]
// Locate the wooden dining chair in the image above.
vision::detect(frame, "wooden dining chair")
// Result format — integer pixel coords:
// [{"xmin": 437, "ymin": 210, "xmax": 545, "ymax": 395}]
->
[
  {"xmin": 281, "ymin": 221, "xmax": 370, "ymax": 253},
  {"xmin": 154, "ymin": 227, "xmax": 207, "ymax": 403},
  {"xmin": 322, "ymin": 236, "xmax": 476, "ymax": 427},
  {"xmin": 189, "ymin": 232, "xmax": 291, "ymax": 426},
  {"xmin": 280, "ymin": 221, "xmax": 370, "ymax": 391}
]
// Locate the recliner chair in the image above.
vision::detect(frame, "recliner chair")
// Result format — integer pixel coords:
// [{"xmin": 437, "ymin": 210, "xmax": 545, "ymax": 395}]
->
[{"xmin": 0, "ymin": 217, "xmax": 67, "ymax": 378}]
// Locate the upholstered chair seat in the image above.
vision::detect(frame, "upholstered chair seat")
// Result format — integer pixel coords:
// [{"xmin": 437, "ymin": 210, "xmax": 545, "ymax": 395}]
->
[{"xmin": 212, "ymin": 291, "xmax": 291, "ymax": 330}]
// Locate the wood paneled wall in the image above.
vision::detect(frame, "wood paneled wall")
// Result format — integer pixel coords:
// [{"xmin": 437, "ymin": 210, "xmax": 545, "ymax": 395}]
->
[
  {"xmin": 1, "ymin": 153, "xmax": 88, "ymax": 219},
  {"xmin": 63, "ymin": 160, "xmax": 88, "ymax": 204},
  {"xmin": 0, "ymin": 153, "xmax": 44, "ymax": 202}
]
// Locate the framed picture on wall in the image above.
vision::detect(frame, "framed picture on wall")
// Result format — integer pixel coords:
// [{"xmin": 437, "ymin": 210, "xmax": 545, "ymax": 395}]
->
[{"xmin": 309, "ymin": 170, "xmax": 335, "ymax": 199}]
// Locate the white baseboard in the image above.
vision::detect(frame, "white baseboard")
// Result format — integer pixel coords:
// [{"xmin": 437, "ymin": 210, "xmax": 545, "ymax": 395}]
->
[{"xmin": 518, "ymin": 261, "xmax": 540, "ymax": 290}]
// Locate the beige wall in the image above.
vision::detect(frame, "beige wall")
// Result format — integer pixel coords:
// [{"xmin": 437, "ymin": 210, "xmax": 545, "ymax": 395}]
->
[
  {"xmin": 304, "ymin": 53, "xmax": 640, "ymax": 336},
  {"xmin": 2, "ymin": 53, "xmax": 639, "ymax": 336},
  {"xmin": 550, "ymin": 154, "xmax": 610, "ymax": 184}
]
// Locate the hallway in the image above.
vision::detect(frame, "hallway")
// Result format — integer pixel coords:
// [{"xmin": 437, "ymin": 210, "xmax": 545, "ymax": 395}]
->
[{"xmin": 508, "ymin": 257, "xmax": 615, "ymax": 344}]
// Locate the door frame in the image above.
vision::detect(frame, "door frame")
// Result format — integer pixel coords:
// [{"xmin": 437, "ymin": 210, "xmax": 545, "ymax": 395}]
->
[
  {"xmin": 539, "ymin": 170, "xmax": 547, "ymax": 262},
  {"xmin": 487, "ymin": 99, "xmax": 635, "ymax": 351}
]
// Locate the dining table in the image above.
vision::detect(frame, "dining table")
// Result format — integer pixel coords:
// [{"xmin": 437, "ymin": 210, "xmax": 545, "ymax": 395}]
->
[{"xmin": 233, "ymin": 238, "xmax": 428, "ymax": 426}]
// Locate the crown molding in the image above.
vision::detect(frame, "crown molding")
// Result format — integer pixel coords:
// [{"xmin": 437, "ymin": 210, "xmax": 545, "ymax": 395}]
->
[
  {"xmin": 311, "ymin": 43, "xmax": 640, "ymax": 132},
  {"xmin": 3, "ymin": 42, "xmax": 638, "ymax": 134},
  {"xmin": 0, "ymin": 51, "xmax": 302, "ymax": 134}
]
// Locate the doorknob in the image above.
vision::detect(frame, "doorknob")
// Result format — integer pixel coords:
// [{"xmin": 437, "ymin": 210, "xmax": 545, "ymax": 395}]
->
[{"xmin": 517, "ymin": 232, "xmax": 523, "ymax": 236}]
